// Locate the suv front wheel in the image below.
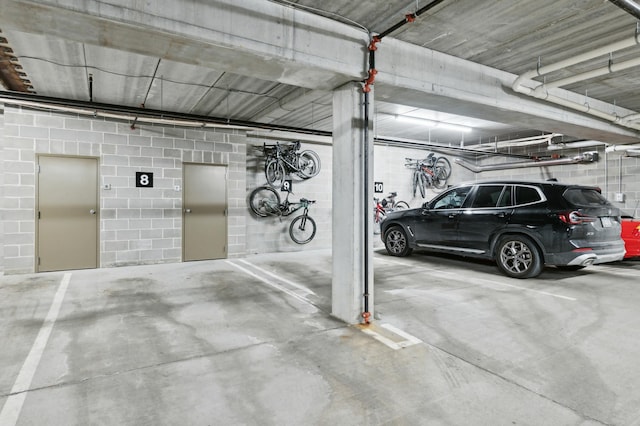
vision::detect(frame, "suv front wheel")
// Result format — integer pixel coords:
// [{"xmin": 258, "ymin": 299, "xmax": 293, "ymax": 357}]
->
[
  {"xmin": 384, "ymin": 226, "xmax": 413, "ymax": 257},
  {"xmin": 495, "ymin": 235, "xmax": 543, "ymax": 279}
]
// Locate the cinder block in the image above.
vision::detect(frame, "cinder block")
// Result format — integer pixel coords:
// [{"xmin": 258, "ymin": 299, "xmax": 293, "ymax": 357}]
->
[
  {"xmin": 104, "ymin": 133, "xmax": 127, "ymax": 145},
  {"xmin": 50, "ymin": 128, "xmax": 78, "ymax": 141},
  {"xmin": 92, "ymin": 121, "xmax": 118, "ymax": 133},
  {"xmin": 153, "ymin": 137, "xmax": 174, "ymax": 148},
  {"xmin": 129, "ymin": 135, "xmax": 152, "ymax": 147},
  {"xmin": 65, "ymin": 118, "xmax": 92, "ymax": 130}
]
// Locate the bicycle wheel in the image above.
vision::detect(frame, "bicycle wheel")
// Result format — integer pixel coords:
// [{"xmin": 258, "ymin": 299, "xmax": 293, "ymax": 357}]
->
[
  {"xmin": 418, "ymin": 173, "xmax": 427, "ymax": 198},
  {"xmin": 394, "ymin": 201, "xmax": 410, "ymax": 209},
  {"xmin": 249, "ymin": 186, "xmax": 281, "ymax": 217},
  {"xmin": 297, "ymin": 150, "xmax": 321, "ymax": 178},
  {"xmin": 435, "ymin": 157, "xmax": 452, "ymax": 179},
  {"xmin": 265, "ymin": 159, "xmax": 286, "ymax": 189},
  {"xmin": 289, "ymin": 214, "xmax": 316, "ymax": 244},
  {"xmin": 433, "ymin": 166, "xmax": 448, "ymax": 189}
]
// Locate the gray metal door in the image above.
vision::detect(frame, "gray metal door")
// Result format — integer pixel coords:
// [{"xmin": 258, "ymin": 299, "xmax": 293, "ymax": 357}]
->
[
  {"xmin": 183, "ymin": 164, "xmax": 227, "ymax": 261},
  {"xmin": 37, "ymin": 156, "xmax": 98, "ymax": 272}
]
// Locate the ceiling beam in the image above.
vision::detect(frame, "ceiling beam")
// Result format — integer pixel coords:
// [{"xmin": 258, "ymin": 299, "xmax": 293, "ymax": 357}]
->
[{"xmin": 2, "ymin": 0, "xmax": 639, "ymax": 143}]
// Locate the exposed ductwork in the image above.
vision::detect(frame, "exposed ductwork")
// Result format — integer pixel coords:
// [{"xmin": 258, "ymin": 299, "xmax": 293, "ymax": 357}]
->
[{"xmin": 454, "ymin": 151, "xmax": 599, "ymax": 173}]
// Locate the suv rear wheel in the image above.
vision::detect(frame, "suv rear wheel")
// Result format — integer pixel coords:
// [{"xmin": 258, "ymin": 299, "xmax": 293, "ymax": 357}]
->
[
  {"xmin": 495, "ymin": 235, "xmax": 542, "ymax": 278},
  {"xmin": 384, "ymin": 226, "xmax": 413, "ymax": 257}
]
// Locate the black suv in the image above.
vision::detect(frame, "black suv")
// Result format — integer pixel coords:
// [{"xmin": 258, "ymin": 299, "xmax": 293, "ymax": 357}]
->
[{"xmin": 380, "ymin": 180, "xmax": 626, "ymax": 278}]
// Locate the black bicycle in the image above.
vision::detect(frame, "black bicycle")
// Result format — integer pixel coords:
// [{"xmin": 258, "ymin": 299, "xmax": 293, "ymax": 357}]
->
[
  {"xmin": 249, "ymin": 186, "xmax": 317, "ymax": 244},
  {"xmin": 263, "ymin": 141, "xmax": 321, "ymax": 188}
]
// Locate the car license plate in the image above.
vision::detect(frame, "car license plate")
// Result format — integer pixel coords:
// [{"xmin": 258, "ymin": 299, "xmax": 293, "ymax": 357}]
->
[{"xmin": 601, "ymin": 216, "xmax": 612, "ymax": 227}]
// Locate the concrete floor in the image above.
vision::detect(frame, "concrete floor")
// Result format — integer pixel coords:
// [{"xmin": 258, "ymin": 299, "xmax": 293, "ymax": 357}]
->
[{"xmin": 1, "ymin": 249, "xmax": 640, "ymax": 426}]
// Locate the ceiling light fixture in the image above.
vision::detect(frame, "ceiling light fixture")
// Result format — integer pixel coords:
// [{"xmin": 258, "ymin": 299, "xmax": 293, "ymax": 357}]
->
[{"xmin": 392, "ymin": 114, "xmax": 472, "ymax": 133}]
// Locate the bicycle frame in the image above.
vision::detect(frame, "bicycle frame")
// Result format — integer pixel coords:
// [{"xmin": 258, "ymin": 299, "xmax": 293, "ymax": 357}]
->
[{"xmin": 265, "ymin": 142, "xmax": 302, "ymax": 174}]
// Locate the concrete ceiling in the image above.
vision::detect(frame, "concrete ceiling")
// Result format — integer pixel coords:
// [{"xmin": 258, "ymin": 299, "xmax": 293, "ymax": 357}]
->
[{"xmin": 2, "ymin": 0, "xmax": 640, "ymax": 148}]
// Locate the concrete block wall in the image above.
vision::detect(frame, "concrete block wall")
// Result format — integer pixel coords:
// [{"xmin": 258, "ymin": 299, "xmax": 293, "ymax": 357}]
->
[
  {"xmin": 1, "ymin": 105, "xmax": 246, "ymax": 274},
  {"xmin": 3, "ymin": 101, "xmax": 639, "ymax": 273},
  {"xmin": 471, "ymin": 146, "xmax": 640, "ymax": 212}
]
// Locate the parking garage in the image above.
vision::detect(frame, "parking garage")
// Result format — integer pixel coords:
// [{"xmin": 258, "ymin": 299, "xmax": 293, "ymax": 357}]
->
[{"xmin": 2, "ymin": 0, "xmax": 640, "ymax": 425}]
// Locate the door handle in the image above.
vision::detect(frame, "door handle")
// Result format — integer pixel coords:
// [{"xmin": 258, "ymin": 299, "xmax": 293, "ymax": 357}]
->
[
  {"xmin": 184, "ymin": 208, "xmax": 192, "ymax": 213},
  {"xmin": 89, "ymin": 209, "xmax": 96, "ymax": 215}
]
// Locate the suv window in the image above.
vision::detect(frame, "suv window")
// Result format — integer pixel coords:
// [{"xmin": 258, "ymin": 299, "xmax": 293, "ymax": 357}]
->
[
  {"xmin": 515, "ymin": 185, "xmax": 542, "ymax": 205},
  {"xmin": 432, "ymin": 186, "xmax": 472, "ymax": 209},
  {"xmin": 471, "ymin": 185, "xmax": 505, "ymax": 208},
  {"xmin": 497, "ymin": 185, "xmax": 513, "ymax": 207},
  {"xmin": 563, "ymin": 188, "xmax": 610, "ymax": 207}
]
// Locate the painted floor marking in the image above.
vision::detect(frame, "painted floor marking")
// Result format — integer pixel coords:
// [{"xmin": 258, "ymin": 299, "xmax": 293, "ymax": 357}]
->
[
  {"xmin": 236, "ymin": 259, "xmax": 316, "ymax": 296},
  {"xmin": 381, "ymin": 323, "xmax": 423, "ymax": 348},
  {"xmin": 225, "ymin": 260, "xmax": 316, "ymax": 308},
  {"xmin": 376, "ymin": 256, "xmax": 577, "ymax": 301},
  {"xmin": 0, "ymin": 272, "xmax": 72, "ymax": 426},
  {"xmin": 359, "ymin": 322, "xmax": 423, "ymax": 350}
]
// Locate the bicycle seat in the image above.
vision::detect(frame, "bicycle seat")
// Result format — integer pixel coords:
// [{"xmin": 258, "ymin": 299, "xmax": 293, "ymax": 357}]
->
[{"xmin": 389, "ymin": 192, "xmax": 397, "ymax": 197}]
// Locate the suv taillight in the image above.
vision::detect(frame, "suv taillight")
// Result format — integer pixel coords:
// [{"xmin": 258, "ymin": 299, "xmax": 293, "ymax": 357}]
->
[{"xmin": 558, "ymin": 211, "xmax": 596, "ymax": 225}]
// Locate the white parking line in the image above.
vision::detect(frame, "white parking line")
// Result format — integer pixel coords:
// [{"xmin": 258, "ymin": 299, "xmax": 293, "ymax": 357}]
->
[
  {"xmin": 236, "ymin": 259, "xmax": 316, "ymax": 296},
  {"xmin": 359, "ymin": 322, "xmax": 423, "ymax": 350},
  {"xmin": 0, "ymin": 273, "xmax": 72, "ymax": 426},
  {"xmin": 376, "ymin": 256, "xmax": 577, "ymax": 301},
  {"xmin": 225, "ymin": 260, "xmax": 317, "ymax": 309}
]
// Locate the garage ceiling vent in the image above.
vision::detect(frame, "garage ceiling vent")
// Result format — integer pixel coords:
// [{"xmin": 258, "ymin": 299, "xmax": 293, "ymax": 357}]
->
[{"xmin": 454, "ymin": 152, "xmax": 599, "ymax": 173}]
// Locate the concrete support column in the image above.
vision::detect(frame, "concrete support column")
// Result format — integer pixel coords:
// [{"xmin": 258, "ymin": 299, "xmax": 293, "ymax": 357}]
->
[{"xmin": 331, "ymin": 82, "xmax": 374, "ymax": 324}]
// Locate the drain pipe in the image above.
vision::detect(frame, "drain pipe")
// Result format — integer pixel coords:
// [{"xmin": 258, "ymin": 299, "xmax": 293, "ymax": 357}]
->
[
  {"xmin": 362, "ymin": 89, "xmax": 371, "ymax": 325},
  {"xmin": 454, "ymin": 152, "xmax": 599, "ymax": 172},
  {"xmin": 360, "ymin": 0, "xmax": 448, "ymax": 324}
]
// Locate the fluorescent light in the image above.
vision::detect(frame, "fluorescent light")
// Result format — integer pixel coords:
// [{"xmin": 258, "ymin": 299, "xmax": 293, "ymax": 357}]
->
[
  {"xmin": 433, "ymin": 122, "xmax": 472, "ymax": 133},
  {"xmin": 394, "ymin": 115, "xmax": 437, "ymax": 127},
  {"xmin": 392, "ymin": 115, "xmax": 472, "ymax": 133}
]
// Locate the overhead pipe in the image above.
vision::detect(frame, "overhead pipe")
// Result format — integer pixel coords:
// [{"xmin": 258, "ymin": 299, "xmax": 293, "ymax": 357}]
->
[
  {"xmin": 609, "ymin": 0, "xmax": 640, "ymax": 20},
  {"xmin": 543, "ymin": 56, "xmax": 640, "ymax": 89},
  {"xmin": 454, "ymin": 152, "xmax": 599, "ymax": 173},
  {"xmin": 512, "ymin": 27, "xmax": 640, "ymax": 87},
  {"xmin": 363, "ymin": 0, "xmax": 447, "ymax": 92},
  {"xmin": 606, "ymin": 143, "xmax": 640, "ymax": 152},
  {"xmin": 0, "ymin": 90, "xmax": 333, "ymax": 136},
  {"xmin": 511, "ymin": 25, "xmax": 640, "ymax": 132}
]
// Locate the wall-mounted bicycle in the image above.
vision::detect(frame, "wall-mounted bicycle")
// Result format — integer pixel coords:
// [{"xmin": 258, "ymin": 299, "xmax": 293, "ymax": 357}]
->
[
  {"xmin": 262, "ymin": 141, "xmax": 321, "ymax": 189},
  {"xmin": 249, "ymin": 186, "xmax": 317, "ymax": 244},
  {"xmin": 374, "ymin": 192, "xmax": 410, "ymax": 224},
  {"xmin": 405, "ymin": 153, "xmax": 452, "ymax": 198}
]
